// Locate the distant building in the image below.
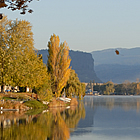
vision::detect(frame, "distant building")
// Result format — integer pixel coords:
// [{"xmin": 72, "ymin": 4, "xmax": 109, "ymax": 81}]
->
[
  {"xmin": 93, "ymin": 91, "xmax": 99, "ymax": 96},
  {"xmin": 85, "ymin": 89, "xmax": 92, "ymax": 94},
  {"xmin": 0, "ymin": 85, "xmax": 19, "ymax": 93}
]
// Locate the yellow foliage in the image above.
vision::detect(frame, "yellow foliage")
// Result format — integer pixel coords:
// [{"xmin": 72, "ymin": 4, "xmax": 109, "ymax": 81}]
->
[
  {"xmin": 47, "ymin": 34, "xmax": 71, "ymax": 97},
  {"xmin": 0, "ymin": 16, "xmax": 52, "ymax": 97}
]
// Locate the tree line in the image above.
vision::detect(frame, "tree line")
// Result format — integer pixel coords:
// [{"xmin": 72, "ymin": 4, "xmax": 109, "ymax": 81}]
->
[
  {"xmin": 0, "ymin": 16, "xmax": 85, "ymax": 100},
  {"xmin": 86, "ymin": 80, "xmax": 140, "ymax": 95}
]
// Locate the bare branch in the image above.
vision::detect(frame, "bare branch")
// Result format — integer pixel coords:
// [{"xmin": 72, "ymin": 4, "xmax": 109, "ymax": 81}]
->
[{"xmin": 0, "ymin": 0, "xmax": 38, "ymax": 14}]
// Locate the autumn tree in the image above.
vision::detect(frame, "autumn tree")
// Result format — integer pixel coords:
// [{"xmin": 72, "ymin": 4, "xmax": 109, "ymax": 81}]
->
[
  {"xmin": 0, "ymin": 15, "xmax": 52, "ymax": 96},
  {"xmin": 0, "ymin": 16, "xmax": 12, "ymax": 92},
  {"xmin": 47, "ymin": 34, "xmax": 71, "ymax": 97},
  {"xmin": 9, "ymin": 18, "xmax": 52, "ymax": 94},
  {"xmin": 6, "ymin": 18, "xmax": 35, "ymax": 87},
  {"xmin": 0, "ymin": 16, "xmax": 31, "ymax": 91},
  {"xmin": 33, "ymin": 55, "xmax": 53, "ymax": 101}
]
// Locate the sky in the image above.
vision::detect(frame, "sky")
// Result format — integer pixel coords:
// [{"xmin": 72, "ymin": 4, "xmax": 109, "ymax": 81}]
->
[{"xmin": 1, "ymin": 0, "xmax": 140, "ymax": 52}]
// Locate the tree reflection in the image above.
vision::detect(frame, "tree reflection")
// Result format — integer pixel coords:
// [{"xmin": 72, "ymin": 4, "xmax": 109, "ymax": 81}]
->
[
  {"xmin": 84, "ymin": 96, "xmax": 140, "ymax": 112},
  {"xmin": 0, "ymin": 103, "xmax": 85, "ymax": 140},
  {"xmin": 50, "ymin": 112, "xmax": 70, "ymax": 140},
  {"xmin": 65, "ymin": 102, "xmax": 85, "ymax": 130},
  {"xmin": 105, "ymin": 98, "xmax": 114, "ymax": 110}
]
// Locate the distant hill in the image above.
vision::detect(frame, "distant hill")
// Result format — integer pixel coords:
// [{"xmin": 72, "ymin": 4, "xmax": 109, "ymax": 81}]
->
[
  {"xmin": 91, "ymin": 47, "xmax": 140, "ymax": 66},
  {"xmin": 91, "ymin": 47, "xmax": 140, "ymax": 83},
  {"xmin": 95, "ymin": 64, "xmax": 140, "ymax": 83},
  {"xmin": 38, "ymin": 49, "xmax": 102, "ymax": 83},
  {"xmin": 69, "ymin": 50, "xmax": 101, "ymax": 83}
]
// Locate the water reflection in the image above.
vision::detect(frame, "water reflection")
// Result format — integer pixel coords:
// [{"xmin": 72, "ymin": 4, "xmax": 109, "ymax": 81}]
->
[
  {"xmin": 1, "ymin": 96, "xmax": 140, "ymax": 140},
  {"xmin": 0, "ymin": 102, "xmax": 85, "ymax": 140},
  {"xmin": 84, "ymin": 95, "xmax": 140, "ymax": 111},
  {"xmin": 71, "ymin": 96, "xmax": 140, "ymax": 140}
]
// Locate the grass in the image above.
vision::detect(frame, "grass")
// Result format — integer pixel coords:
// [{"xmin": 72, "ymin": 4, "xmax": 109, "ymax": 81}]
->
[
  {"xmin": 23, "ymin": 100, "xmax": 47, "ymax": 109},
  {"xmin": 2, "ymin": 96, "xmax": 17, "ymax": 100},
  {"xmin": 0, "ymin": 93, "xmax": 49, "ymax": 109}
]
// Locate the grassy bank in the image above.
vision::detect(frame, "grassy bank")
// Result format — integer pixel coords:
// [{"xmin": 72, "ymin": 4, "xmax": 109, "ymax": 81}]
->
[{"xmin": 0, "ymin": 92, "xmax": 78, "ymax": 110}]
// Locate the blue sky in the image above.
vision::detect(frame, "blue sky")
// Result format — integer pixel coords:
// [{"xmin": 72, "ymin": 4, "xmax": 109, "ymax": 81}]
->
[{"xmin": 1, "ymin": 0, "xmax": 140, "ymax": 52}]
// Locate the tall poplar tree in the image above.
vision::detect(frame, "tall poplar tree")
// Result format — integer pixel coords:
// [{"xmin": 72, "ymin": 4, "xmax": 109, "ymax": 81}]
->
[{"xmin": 47, "ymin": 34, "xmax": 71, "ymax": 97}]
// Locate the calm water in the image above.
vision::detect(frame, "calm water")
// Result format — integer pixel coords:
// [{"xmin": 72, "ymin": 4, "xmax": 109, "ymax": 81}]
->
[
  {"xmin": 1, "ymin": 95, "xmax": 140, "ymax": 140},
  {"xmin": 71, "ymin": 95, "xmax": 140, "ymax": 140}
]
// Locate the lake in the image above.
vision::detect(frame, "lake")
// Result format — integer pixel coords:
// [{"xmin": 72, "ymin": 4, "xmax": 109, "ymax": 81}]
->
[
  {"xmin": 0, "ymin": 95, "xmax": 140, "ymax": 140},
  {"xmin": 71, "ymin": 95, "xmax": 140, "ymax": 140}
]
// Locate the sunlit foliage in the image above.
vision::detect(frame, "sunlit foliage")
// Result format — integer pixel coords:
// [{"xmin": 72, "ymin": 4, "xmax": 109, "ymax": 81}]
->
[
  {"xmin": 0, "ymin": 16, "xmax": 52, "ymax": 97},
  {"xmin": 0, "ymin": 16, "xmax": 11, "ymax": 92},
  {"xmin": 47, "ymin": 34, "xmax": 71, "ymax": 97}
]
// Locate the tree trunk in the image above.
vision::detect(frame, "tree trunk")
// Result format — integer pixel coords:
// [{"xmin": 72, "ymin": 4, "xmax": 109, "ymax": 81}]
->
[{"xmin": 1, "ymin": 85, "xmax": 5, "ymax": 93}]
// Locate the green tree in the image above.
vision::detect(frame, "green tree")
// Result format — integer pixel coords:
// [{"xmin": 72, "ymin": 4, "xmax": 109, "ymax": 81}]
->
[
  {"xmin": 98, "ymin": 81, "xmax": 115, "ymax": 95},
  {"xmin": 122, "ymin": 80, "xmax": 131, "ymax": 95},
  {"xmin": 114, "ymin": 83, "xmax": 124, "ymax": 94},
  {"xmin": 64, "ymin": 69, "xmax": 85, "ymax": 99},
  {"xmin": 122, "ymin": 81, "xmax": 136, "ymax": 95},
  {"xmin": 47, "ymin": 34, "xmax": 71, "ymax": 97},
  {"xmin": 103, "ymin": 81, "xmax": 115, "ymax": 95}
]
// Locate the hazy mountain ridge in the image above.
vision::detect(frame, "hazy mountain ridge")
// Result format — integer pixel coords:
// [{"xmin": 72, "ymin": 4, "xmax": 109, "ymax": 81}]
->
[
  {"xmin": 95, "ymin": 64, "xmax": 140, "ymax": 83},
  {"xmin": 91, "ymin": 47, "xmax": 140, "ymax": 83},
  {"xmin": 38, "ymin": 49, "xmax": 102, "ymax": 83},
  {"xmin": 91, "ymin": 47, "xmax": 140, "ymax": 66}
]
